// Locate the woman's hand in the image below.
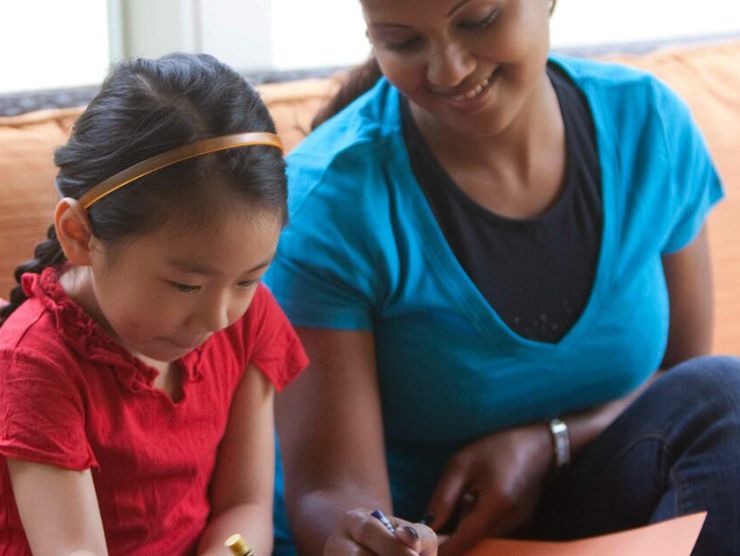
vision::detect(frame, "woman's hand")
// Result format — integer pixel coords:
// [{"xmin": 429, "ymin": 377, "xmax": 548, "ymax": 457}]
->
[
  {"xmin": 425, "ymin": 423, "xmax": 553, "ymax": 556},
  {"xmin": 325, "ymin": 508, "xmax": 438, "ymax": 555},
  {"xmin": 426, "ymin": 373, "xmax": 664, "ymax": 556}
]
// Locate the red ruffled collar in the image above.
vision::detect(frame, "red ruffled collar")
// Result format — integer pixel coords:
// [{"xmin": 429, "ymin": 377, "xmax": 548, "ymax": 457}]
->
[{"xmin": 22, "ymin": 266, "xmax": 204, "ymax": 395}]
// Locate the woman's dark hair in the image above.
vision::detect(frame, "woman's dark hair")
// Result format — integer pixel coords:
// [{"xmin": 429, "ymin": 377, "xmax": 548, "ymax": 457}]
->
[
  {"xmin": 312, "ymin": 0, "xmax": 558, "ymax": 130},
  {"xmin": 0, "ymin": 52, "xmax": 286, "ymax": 326},
  {"xmin": 311, "ymin": 56, "xmax": 382, "ymax": 130}
]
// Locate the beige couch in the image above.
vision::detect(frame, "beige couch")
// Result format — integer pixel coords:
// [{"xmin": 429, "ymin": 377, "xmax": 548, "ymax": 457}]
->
[{"xmin": 1, "ymin": 40, "xmax": 739, "ymax": 354}]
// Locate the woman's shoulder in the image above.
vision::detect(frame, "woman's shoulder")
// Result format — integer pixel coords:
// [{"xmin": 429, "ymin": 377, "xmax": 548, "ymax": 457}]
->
[
  {"xmin": 288, "ymin": 78, "xmax": 402, "ymax": 171},
  {"xmin": 284, "ymin": 78, "xmax": 405, "ymax": 220},
  {"xmin": 552, "ymin": 52, "xmax": 699, "ymax": 153},
  {"xmin": 550, "ymin": 53, "xmax": 686, "ymax": 111}
]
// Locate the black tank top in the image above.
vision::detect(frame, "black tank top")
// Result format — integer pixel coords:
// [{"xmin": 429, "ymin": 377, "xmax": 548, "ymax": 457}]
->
[{"xmin": 401, "ymin": 63, "xmax": 602, "ymax": 343}]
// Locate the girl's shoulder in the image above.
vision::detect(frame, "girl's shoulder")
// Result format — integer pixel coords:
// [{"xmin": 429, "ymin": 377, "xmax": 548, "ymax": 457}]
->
[
  {"xmin": 0, "ymin": 295, "xmax": 69, "ymax": 359},
  {"xmin": 216, "ymin": 284, "xmax": 308, "ymax": 391},
  {"xmin": 0, "ymin": 268, "xmax": 117, "ymax": 362}
]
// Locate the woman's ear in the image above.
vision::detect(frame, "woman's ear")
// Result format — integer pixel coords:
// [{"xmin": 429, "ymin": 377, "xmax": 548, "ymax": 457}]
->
[{"xmin": 54, "ymin": 198, "xmax": 94, "ymax": 265}]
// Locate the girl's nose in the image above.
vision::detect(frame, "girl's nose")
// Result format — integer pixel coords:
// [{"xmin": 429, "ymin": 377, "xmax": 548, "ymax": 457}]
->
[
  {"xmin": 195, "ymin": 294, "xmax": 232, "ymax": 332},
  {"xmin": 426, "ymin": 41, "xmax": 475, "ymax": 88}
]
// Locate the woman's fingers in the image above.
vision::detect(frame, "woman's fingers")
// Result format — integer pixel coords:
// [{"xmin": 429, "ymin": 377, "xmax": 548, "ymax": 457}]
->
[
  {"xmin": 424, "ymin": 461, "xmax": 470, "ymax": 532},
  {"xmin": 329, "ymin": 508, "xmax": 438, "ymax": 555},
  {"xmin": 394, "ymin": 519, "xmax": 438, "ymax": 555},
  {"xmin": 437, "ymin": 492, "xmax": 498, "ymax": 556}
]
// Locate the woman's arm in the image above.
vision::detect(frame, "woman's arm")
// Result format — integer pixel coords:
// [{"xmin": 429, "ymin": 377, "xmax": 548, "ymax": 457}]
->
[
  {"xmin": 6, "ymin": 459, "xmax": 108, "ymax": 556},
  {"xmin": 569, "ymin": 225, "xmax": 714, "ymax": 453},
  {"xmin": 275, "ymin": 328, "xmax": 401, "ymax": 553},
  {"xmin": 197, "ymin": 364, "xmax": 276, "ymax": 555},
  {"xmin": 430, "ymin": 230, "xmax": 717, "ymax": 553},
  {"xmin": 563, "ymin": 227, "xmax": 715, "ymax": 461},
  {"xmin": 661, "ymin": 226, "xmax": 714, "ymax": 366}
]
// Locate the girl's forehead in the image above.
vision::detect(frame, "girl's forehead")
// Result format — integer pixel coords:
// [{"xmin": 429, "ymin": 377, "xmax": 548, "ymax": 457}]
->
[
  {"xmin": 169, "ymin": 206, "xmax": 280, "ymax": 239},
  {"xmin": 114, "ymin": 208, "xmax": 281, "ymax": 271}
]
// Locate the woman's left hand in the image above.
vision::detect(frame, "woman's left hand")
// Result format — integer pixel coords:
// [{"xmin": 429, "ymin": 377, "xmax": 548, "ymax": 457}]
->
[{"xmin": 425, "ymin": 423, "xmax": 553, "ymax": 556}]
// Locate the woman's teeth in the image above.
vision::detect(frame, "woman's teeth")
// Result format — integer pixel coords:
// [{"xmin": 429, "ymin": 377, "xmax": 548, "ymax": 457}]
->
[{"xmin": 451, "ymin": 75, "xmax": 491, "ymax": 102}]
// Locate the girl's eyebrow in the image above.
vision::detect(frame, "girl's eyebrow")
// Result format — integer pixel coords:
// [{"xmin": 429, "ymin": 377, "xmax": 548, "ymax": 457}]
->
[{"xmin": 168, "ymin": 257, "xmax": 273, "ymax": 276}]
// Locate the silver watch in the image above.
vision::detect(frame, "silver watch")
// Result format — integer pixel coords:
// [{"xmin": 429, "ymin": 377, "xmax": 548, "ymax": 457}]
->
[{"xmin": 548, "ymin": 417, "xmax": 571, "ymax": 468}]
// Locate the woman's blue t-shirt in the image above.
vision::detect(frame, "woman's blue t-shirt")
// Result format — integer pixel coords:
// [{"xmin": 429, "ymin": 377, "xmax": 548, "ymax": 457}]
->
[{"xmin": 266, "ymin": 53, "xmax": 724, "ymax": 540}]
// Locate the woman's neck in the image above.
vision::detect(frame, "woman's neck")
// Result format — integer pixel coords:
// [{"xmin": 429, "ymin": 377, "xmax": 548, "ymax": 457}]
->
[{"xmin": 409, "ymin": 72, "xmax": 566, "ymax": 219}]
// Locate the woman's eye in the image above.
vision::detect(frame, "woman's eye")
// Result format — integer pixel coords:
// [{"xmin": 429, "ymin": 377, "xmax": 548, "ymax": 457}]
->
[
  {"xmin": 460, "ymin": 8, "xmax": 499, "ymax": 30},
  {"xmin": 171, "ymin": 282, "xmax": 201, "ymax": 293},
  {"xmin": 384, "ymin": 36, "xmax": 423, "ymax": 52}
]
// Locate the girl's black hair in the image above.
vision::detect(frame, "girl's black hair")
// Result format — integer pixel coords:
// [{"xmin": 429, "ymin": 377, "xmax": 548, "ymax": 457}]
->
[{"xmin": 0, "ymin": 52, "xmax": 286, "ymax": 326}]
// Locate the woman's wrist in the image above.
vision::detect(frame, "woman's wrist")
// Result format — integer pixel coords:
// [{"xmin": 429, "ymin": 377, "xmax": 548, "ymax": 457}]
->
[{"xmin": 546, "ymin": 418, "xmax": 571, "ymax": 468}]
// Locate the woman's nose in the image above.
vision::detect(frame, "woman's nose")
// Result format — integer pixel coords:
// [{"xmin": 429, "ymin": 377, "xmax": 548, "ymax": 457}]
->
[{"xmin": 426, "ymin": 40, "xmax": 475, "ymax": 88}]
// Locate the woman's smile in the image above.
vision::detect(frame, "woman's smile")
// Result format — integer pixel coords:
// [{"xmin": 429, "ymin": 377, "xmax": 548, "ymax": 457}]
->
[{"xmin": 446, "ymin": 67, "xmax": 501, "ymax": 108}]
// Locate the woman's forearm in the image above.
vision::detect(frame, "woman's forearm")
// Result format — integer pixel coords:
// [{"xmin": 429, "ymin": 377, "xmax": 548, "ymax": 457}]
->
[
  {"xmin": 289, "ymin": 485, "xmax": 392, "ymax": 555},
  {"xmin": 565, "ymin": 371, "xmax": 663, "ymax": 455}
]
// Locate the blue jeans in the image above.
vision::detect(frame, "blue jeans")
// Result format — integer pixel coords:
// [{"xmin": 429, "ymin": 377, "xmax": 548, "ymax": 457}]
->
[{"xmin": 531, "ymin": 355, "xmax": 740, "ymax": 555}]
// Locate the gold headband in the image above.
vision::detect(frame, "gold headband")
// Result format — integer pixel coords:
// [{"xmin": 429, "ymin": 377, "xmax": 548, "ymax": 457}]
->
[{"xmin": 79, "ymin": 132, "xmax": 284, "ymax": 209}]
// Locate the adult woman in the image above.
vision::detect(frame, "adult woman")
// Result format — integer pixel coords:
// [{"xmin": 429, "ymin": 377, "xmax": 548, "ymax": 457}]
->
[{"xmin": 267, "ymin": 1, "xmax": 740, "ymax": 554}]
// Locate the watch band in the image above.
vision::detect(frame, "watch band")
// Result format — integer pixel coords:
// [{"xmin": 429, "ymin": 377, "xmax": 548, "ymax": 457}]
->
[{"xmin": 548, "ymin": 418, "xmax": 571, "ymax": 468}]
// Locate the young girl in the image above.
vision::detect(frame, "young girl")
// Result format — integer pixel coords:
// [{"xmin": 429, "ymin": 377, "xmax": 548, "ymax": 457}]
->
[{"xmin": 0, "ymin": 53, "xmax": 307, "ymax": 555}]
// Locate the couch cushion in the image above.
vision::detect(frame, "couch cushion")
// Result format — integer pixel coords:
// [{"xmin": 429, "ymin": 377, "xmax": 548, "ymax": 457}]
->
[
  {"xmin": 258, "ymin": 76, "xmax": 343, "ymax": 153},
  {"xmin": 0, "ymin": 108, "xmax": 82, "ymax": 300}
]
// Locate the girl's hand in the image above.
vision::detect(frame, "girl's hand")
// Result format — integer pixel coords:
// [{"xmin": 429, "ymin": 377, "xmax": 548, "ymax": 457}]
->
[
  {"xmin": 426, "ymin": 423, "xmax": 553, "ymax": 556},
  {"xmin": 325, "ymin": 508, "xmax": 438, "ymax": 555}
]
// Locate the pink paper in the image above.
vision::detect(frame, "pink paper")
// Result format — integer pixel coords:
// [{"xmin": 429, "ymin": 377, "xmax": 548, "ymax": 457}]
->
[{"xmin": 465, "ymin": 512, "xmax": 707, "ymax": 556}]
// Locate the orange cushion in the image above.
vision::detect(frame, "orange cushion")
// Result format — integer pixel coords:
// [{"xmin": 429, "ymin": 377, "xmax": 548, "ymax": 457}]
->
[{"xmin": 0, "ymin": 108, "xmax": 83, "ymax": 300}]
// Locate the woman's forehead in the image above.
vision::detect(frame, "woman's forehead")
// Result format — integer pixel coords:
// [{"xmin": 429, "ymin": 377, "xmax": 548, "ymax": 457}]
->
[{"xmin": 362, "ymin": 0, "xmax": 490, "ymax": 22}]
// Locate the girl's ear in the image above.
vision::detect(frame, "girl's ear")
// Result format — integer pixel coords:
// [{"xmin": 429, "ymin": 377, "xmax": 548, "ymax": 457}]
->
[{"xmin": 54, "ymin": 198, "xmax": 95, "ymax": 265}]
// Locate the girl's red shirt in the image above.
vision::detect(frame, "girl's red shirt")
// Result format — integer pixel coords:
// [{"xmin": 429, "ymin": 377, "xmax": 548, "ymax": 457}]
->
[{"xmin": 0, "ymin": 267, "xmax": 308, "ymax": 555}]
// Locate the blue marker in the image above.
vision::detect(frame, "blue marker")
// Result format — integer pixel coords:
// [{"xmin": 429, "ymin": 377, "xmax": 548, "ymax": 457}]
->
[{"xmin": 371, "ymin": 509, "xmax": 396, "ymax": 534}]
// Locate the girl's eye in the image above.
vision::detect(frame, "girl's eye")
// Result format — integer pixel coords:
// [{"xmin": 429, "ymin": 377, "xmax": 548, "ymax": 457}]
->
[
  {"xmin": 170, "ymin": 282, "xmax": 201, "ymax": 293},
  {"xmin": 237, "ymin": 279, "xmax": 259, "ymax": 289},
  {"xmin": 460, "ymin": 8, "xmax": 499, "ymax": 30}
]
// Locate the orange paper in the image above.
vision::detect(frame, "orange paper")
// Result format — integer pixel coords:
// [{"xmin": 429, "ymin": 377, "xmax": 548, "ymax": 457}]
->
[{"xmin": 465, "ymin": 512, "xmax": 707, "ymax": 556}]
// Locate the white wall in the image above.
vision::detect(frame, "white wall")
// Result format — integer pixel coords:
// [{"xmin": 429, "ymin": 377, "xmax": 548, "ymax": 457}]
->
[
  {"xmin": 270, "ymin": 1, "xmax": 367, "ymax": 70},
  {"xmin": 270, "ymin": 0, "xmax": 740, "ymax": 70},
  {"xmin": 2, "ymin": 0, "xmax": 740, "ymax": 94},
  {"xmin": 550, "ymin": 0, "xmax": 740, "ymax": 48},
  {"xmin": 0, "ymin": 0, "xmax": 109, "ymax": 93}
]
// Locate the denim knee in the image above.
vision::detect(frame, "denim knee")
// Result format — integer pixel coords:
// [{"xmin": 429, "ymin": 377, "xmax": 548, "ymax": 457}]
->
[{"xmin": 660, "ymin": 355, "xmax": 740, "ymax": 412}]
